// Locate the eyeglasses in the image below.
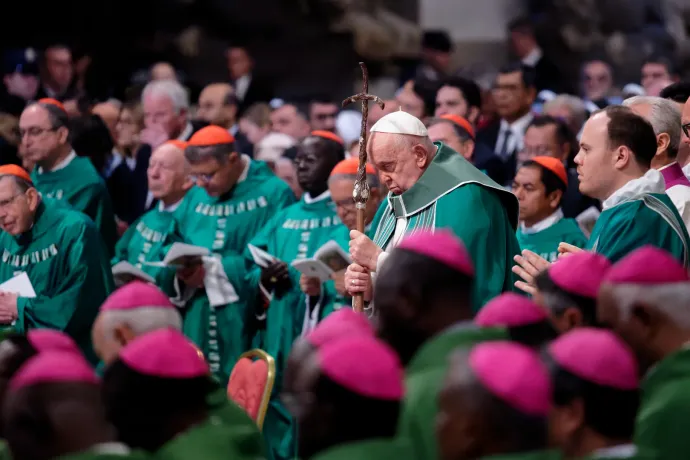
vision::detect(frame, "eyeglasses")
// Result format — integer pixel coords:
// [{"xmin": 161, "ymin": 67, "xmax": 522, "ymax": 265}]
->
[
  {"xmin": 682, "ymin": 123, "xmax": 690, "ymax": 139},
  {"xmin": 0, "ymin": 193, "xmax": 24, "ymax": 210},
  {"xmin": 19, "ymin": 126, "xmax": 58, "ymax": 139},
  {"xmin": 334, "ymin": 198, "xmax": 356, "ymax": 210},
  {"xmin": 189, "ymin": 172, "xmax": 215, "ymax": 184}
]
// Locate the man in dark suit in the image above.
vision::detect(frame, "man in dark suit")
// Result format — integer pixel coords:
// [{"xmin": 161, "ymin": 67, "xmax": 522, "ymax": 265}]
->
[
  {"xmin": 475, "ymin": 63, "xmax": 536, "ymax": 186},
  {"xmin": 508, "ymin": 17, "xmax": 562, "ymax": 93},
  {"xmin": 226, "ymin": 46, "xmax": 273, "ymax": 116},
  {"xmin": 196, "ymin": 82, "xmax": 252, "ymax": 156}
]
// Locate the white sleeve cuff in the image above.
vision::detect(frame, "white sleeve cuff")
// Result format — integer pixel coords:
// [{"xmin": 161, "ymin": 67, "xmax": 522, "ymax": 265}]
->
[
  {"xmin": 376, "ymin": 252, "xmax": 390, "ymax": 273},
  {"xmin": 259, "ymin": 282, "xmax": 273, "ymax": 302}
]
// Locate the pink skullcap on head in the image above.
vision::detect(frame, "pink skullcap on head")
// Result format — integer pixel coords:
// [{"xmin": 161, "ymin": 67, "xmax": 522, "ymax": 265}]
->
[
  {"xmin": 549, "ymin": 252, "xmax": 612, "ymax": 299},
  {"xmin": 100, "ymin": 281, "xmax": 174, "ymax": 312},
  {"xmin": 9, "ymin": 352, "xmax": 98, "ymax": 392},
  {"xmin": 604, "ymin": 246, "xmax": 690, "ymax": 285},
  {"xmin": 318, "ymin": 336, "xmax": 404, "ymax": 400},
  {"xmin": 548, "ymin": 328, "xmax": 638, "ymax": 390},
  {"xmin": 475, "ymin": 293, "xmax": 547, "ymax": 328},
  {"xmin": 27, "ymin": 329, "xmax": 79, "ymax": 354},
  {"xmin": 469, "ymin": 341, "xmax": 551, "ymax": 416},
  {"xmin": 120, "ymin": 329, "xmax": 208, "ymax": 378},
  {"xmin": 307, "ymin": 309, "xmax": 374, "ymax": 347},
  {"xmin": 397, "ymin": 229, "xmax": 474, "ymax": 276}
]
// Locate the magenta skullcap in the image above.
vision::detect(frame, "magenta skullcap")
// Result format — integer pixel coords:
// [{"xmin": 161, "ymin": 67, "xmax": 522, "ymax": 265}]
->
[
  {"xmin": 27, "ymin": 329, "xmax": 80, "ymax": 354},
  {"xmin": 9, "ymin": 351, "xmax": 98, "ymax": 392},
  {"xmin": 474, "ymin": 293, "xmax": 547, "ymax": 328},
  {"xmin": 469, "ymin": 341, "xmax": 551, "ymax": 416},
  {"xmin": 548, "ymin": 327, "xmax": 638, "ymax": 390},
  {"xmin": 100, "ymin": 281, "xmax": 174, "ymax": 312},
  {"xmin": 119, "ymin": 328, "xmax": 208, "ymax": 379},
  {"xmin": 307, "ymin": 309, "xmax": 374, "ymax": 347},
  {"xmin": 604, "ymin": 246, "xmax": 689, "ymax": 285},
  {"xmin": 548, "ymin": 252, "xmax": 611, "ymax": 299},
  {"xmin": 397, "ymin": 229, "xmax": 474, "ymax": 276},
  {"xmin": 318, "ymin": 336, "xmax": 404, "ymax": 400}
]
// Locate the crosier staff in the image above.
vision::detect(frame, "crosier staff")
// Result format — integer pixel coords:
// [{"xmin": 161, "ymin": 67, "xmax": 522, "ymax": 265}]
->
[{"xmin": 342, "ymin": 62, "xmax": 385, "ymax": 312}]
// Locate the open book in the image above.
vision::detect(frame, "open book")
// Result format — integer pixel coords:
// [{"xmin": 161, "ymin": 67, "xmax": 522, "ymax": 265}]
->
[
  {"xmin": 575, "ymin": 206, "xmax": 601, "ymax": 238},
  {"xmin": 145, "ymin": 243, "xmax": 210, "ymax": 268},
  {"xmin": 0, "ymin": 272, "xmax": 36, "ymax": 298},
  {"xmin": 112, "ymin": 261, "xmax": 155, "ymax": 286},
  {"xmin": 247, "ymin": 244, "xmax": 280, "ymax": 268},
  {"xmin": 291, "ymin": 240, "xmax": 351, "ymax": 282}
]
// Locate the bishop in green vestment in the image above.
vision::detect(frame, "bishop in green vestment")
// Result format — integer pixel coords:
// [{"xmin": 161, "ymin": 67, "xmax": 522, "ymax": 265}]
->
[
  {"xmin": 245, "ymin": 132, "xmax": 345, "ymax": 460},
  {"xmin": 596, "ymin": 246, "xmax": 690, "ymax": 460},
  {"xmin": 513, "ymin": 158, "xmax": 587, "ymax": 262},
  {"xmin": 111, "ymin": 140, "xmax": 194, "ymax": 288},
  {"xmin": 169, "ymin": 126, "xmax": 295, "ymax": 384},
  {"xmin": 346, "ymin": 112, "xmax": 520, "ymax": 312},
  {"xmin": 0, "ymin": 167, "xmax": 114, "ymax": 363}
]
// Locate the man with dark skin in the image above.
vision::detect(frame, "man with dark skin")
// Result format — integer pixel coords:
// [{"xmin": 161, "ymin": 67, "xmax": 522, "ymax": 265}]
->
[
  {"xmin": 373, "ymin": 230, "xmax": 508, "ymax": 460},
  {"xmin": 246, "ymin": 131, "xmax": 344, "ymax": 460}
]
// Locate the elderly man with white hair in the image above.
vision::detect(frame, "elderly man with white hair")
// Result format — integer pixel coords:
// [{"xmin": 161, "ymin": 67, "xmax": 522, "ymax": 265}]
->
[
  {"xmin": 624, "ymin": 96, "xmax": 690, "ymax": 231},
  {"xmin": 345, "ymin": 111, "xmax": 521, "ymax": 311}
]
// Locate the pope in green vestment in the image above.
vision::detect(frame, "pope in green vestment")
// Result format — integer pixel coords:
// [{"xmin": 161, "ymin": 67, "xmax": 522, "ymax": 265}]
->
[
  {"xmin": 634, "ymin": 346, "xmax": 690, "ymax": 459},
  {"xmin": 586, "ymin": 170, "xmax": 690, "ymax": 266},
  {"xmin": 0, "ymin": 198, "xmax": 114, "ymax": 364},
  {"xmin": 170, "ymin": 156, "xmax": 295, "ymax": 384},
  {"xmin": 516, "ymin": 211, "xmax": 587, "ymax": 262},
  {"xmin": 31, "ymin": 152, "xmax": 117, "ymax": 255},
  {"xmin": 398, "ymin": 324, "xmax": 508, "ymax": 460},
  {"xmin": 369, "ymin": 142, "xmax": 521, "ymax": 311}
]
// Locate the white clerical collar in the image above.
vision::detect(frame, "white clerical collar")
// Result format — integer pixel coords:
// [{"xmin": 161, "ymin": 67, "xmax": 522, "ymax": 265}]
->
[
  {"xmin": 682, "ymin": 162, "xmax": 690, "ymax": 181},
  {"xmin": 303, "ymin": 190, "xmax": 331, "ymax": 204},
  {"xmin": 158, "ymin": 197, "xmax": 184, "ymax": 212},
  {"xmin": 520, "ymin": 208, "xmax": 564, "ymax": 234},
  {"xmin": 177, "ymin": 122, "xmax": 194, "ymax": 141},
  {"xmin": 37, "ymin": 149, "xmax": 77, "ymax": 174},
  {"xmin": 603, "ymin": 169, "xmax": 665, "ymax": 210},
  {"xmin": 230, "ymin": 124, "xmax": 239, "ymax": 136},
  {"xmin": 237, "ymin": 155, "xmax": 251, "ymax": 183},
  {"xmin": 591, "ymin": 444, "xmax": 637, "ymax": 458},
  {"xmin": 522, "ymin": 47, "xmax": 543, "ymax": 67},
  {"xmin": 500, "ymin": 112, "xmax": 533, "ymax": 135},
  {"xmin": 91, "ymin": 442, "xmax": 131, "ymax": 455}
]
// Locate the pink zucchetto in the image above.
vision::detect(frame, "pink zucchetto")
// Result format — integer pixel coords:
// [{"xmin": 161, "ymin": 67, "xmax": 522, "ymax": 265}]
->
[
  {"xmin": 27, "ymin": 329, "xmax": 80, "ymax": 354},
  {"xmin": 548, "ymin": 252, "xmax": 612, "ymax": 299},
  {"xmin": 9, "ymin": 352, "xmax": 98, "ymax": 392},
  {"xmin": 604, "ymin": 246, "xmax": 689, "ymax": 285},
  {"xmin": 397, "ymin": 229, "xmax": 474, "ymax": 276},
  {"xmin": 119, "ymin": 329, "xmax": 208, "ymax": 379},
  {"xmin": 548, "ymin": 327, "xmax": 638, "ymax": 390},
  {"xmin": 474, "ymin": 293, "xmax": 547, "ymax": 328},
  {"xmin": 100, "ymin": 281, "xmax": 175, "ymax": 312},
  {"xmin": 469, "ymin": 341, "xmax": 551, "ymax": 416},
  {"xmin": 307, "ymin": 309, "xmax": 374, "ymax": 347},
  {"xmin": 318, "ymin": 336, "xmax": 404, "ymax": 401}
]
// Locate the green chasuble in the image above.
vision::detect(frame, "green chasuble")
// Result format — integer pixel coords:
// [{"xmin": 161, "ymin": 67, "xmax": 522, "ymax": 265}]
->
[
  {"xmin": 516, "ymin": 213, "xmax": 587, "ymax": 262},
  {"xmin": 31, "ymin": 154, "xmax": 117, "ymax": 255},
  {"xmin": 586, "ymin": 171, "xmax": 690, "ymax": 266},
  {"xmin": 479, "ymin": 450, "xmax": 562, "ymax": 460},
  {"xmin": 206, "ymin": 383, "xmax": 266, "ymax": 457},
  {"xmin": 245, "ymin": 192, "xmax": 341, "ymax": 460},
  {"xmin": 310, "ymin": 438, "xmax": 412, "ymax": 460},
  {"xmin": 0, "ymin": 200, "xmax": 114, "ymax": 364},
  {"xmin": 55, "ymin": 448, "xmax": 150, "ymax": 460},
  {"xmin": 398, "ymin": 324, "xmax": 508, "ymax": 460},
  {"xmin": 155, "ymin": 419, "xmax": 254, "ymax": 460},
  {"xmin": 170, "ymin": 158, "xmax": 295, "ymax": 384},
  {"xmin": 111, "ymin": 203, "xmax": 180, "ymax": 288},
  {"xmin": 371, "ymin": 142, "xmax": 521, "ymax": 311},
  {"xmin": 634, "ymin": 347, "xmax": 690, "ymax": 458}
]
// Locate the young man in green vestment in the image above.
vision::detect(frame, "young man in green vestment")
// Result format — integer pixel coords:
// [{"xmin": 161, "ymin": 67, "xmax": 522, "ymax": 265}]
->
[
  {"xmin": 545, "ymin": 328, "xmax": 647, "ymax": 460},
  {"xmin": 437, "ymin": 342, "xmax": 560, "ymax": 460},
  {"xmin": 19, "ymin": 99, "xmax": 117, "ymax": 255},
  {"xmin": 168, "ymin": 126, "xmax": 295, "ymax": 384},
  {"xmin": 346, "ymin": 110, "xmax": 521, "ymax": 312},
  {"xmin": 513, "ymin": 157, "xmax": 587, "ymax": 262},
  {"xmin": 514, "ymin": 106, "xmax": 690, "ymax": 295},
  {"xmin": 371, "ymin": 230, "xmax": 508, "ymax": 460},
  {"xmin": 245, "ymin": 131, "xmax": 344, "ymax": 460},
  {"xmin": 111, "ymin": 140, "xmax": 193, "ymax": 287},
  {"xmin": 285, "ymin": 335, "xmax": 410, "ymax": 460},
  {"xmin": 0, "ymin": 166, "xmax": 114, "ymax": 364},
  {"xmin": 3, "ymin": 351, "xmax": 148, "ymax": 460},
  {"xmin": 299, "ymin": 157, "xmax": 382, "ymax": 316},
  {"xmin": 597, "ymin": 246, "xmax": 690, "ymax": 459}
]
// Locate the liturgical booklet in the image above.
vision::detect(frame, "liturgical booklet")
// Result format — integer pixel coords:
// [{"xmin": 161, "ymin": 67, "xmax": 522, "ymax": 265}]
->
[
  {"xmin": 112, "ymin": 261, "xmax": 156, "ymax": 285},
  {"xmin": 0, "ymin": 272, "xmax": 37, "ymax": 298},
  {"xmin": 248, "ymin": 244, "xmax": 280, "ymax": 268},
  {"xmin": 146, "ymin": 243, "xmax": 210, "ymax": 268},
  {"xmin": 291, "ymin": 240, "xmax": 351, "ymax": 282}
]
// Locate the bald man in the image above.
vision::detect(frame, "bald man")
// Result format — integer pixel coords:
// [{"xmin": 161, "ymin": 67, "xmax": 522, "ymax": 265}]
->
[{"xmin": 150, "ymin": 62, "xmax": 177, "ymax": 81}]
